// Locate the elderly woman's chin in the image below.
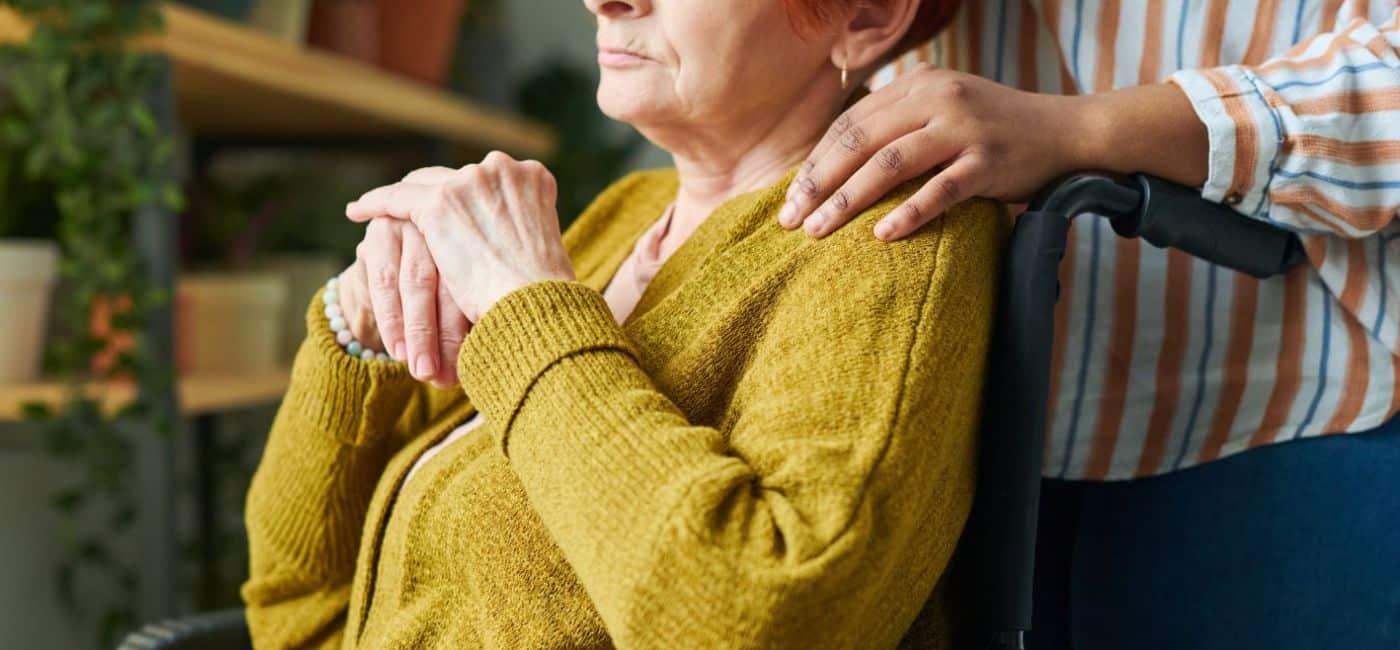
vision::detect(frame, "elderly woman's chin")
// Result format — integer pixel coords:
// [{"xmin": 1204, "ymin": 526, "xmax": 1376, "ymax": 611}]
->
[{"xmin": 595, "ymin": 72, "xmax": 678, "ymax": 132}]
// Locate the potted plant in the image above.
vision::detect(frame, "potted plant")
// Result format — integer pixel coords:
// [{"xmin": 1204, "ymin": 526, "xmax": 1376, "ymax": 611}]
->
[
  {"xmin": 1, "ymin": 1, "xmax": 185, "ymax": 646},
  {"xmin": 182, "ymin": 151, "xmax": 389, "ymax": 367},
  {"xmin": 0, "ymin": 154, "xmax": 59, "ymax": 383},
  {"xmin": 179, "ymin": 177, "xmax": 290, "ymax": 375},
  {"xmin": 378, "ymin": 0, "xmax": 467, "ymax": 86},
  {"xmin": 307, "ymin": 0, "xmax": 379, "ymax": 64}
]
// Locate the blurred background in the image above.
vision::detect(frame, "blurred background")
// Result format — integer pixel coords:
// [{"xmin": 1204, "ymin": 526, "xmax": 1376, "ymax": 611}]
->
[{"xmin": 0, "ymin": 1, "xmax": 662, "ymax": 646}]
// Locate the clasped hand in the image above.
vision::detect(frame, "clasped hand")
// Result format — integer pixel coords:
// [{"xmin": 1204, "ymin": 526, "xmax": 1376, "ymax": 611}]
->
[{"xmin": 338, "ymin": 151, "xmax": 575, "ymax": 387}]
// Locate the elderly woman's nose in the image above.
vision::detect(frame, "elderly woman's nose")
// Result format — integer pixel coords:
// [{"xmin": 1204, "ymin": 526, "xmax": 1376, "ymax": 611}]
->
[{"xmin": 584, "ymin": 0, "xmax": 650, "ymax": 19}]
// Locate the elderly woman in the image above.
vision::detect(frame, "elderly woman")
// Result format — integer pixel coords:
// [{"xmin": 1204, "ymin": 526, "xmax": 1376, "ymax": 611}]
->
[{"xmin": 241, "ymin": 0, "xmax": 997, "ymax": 648}]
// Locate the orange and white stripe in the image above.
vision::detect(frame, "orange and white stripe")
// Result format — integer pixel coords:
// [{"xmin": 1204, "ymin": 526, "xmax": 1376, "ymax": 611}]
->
[{"xmin": 874, "ymin": 0, "xmax": 1400, "ymax": 480}]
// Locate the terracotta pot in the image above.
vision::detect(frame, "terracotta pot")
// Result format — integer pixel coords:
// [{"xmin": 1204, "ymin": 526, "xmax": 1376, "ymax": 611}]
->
[
  {"xmin": 0, "ymin": 240, "xmax": 58, "ymax": 383},
  {"xmin": 307, "ymin": 0, "xmax": 380, "ymax": 65},
  {"xmin": 378, "ymin": 0, "xmax": 468, "ymax": 86}
]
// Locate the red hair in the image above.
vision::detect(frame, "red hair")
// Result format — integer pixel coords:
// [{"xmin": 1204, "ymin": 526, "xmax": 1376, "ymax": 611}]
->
[{"xmin": 783, "ymin": 0, "xmax": 961, "ymax": 61}]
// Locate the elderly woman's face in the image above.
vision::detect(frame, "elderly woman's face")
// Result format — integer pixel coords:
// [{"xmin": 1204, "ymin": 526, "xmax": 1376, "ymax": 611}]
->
[{"xmin": 584, "ymin": 0, "xmax": 836, "ymax": 130}]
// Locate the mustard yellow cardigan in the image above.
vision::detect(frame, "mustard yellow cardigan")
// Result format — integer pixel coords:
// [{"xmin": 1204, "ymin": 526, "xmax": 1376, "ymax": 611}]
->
[{"xmin": 242, "ymin": 169, "xmax": 1007, "ymax": 649}]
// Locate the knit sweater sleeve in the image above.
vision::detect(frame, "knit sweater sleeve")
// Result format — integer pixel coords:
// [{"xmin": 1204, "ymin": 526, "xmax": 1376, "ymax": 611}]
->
[
  {"xmin": 241, "ymin": 288, "xmax": 424, "ymax": 649},
  {"xmin": 459, "ymin": 199, "xmax": 1005, "ymax": 648}
]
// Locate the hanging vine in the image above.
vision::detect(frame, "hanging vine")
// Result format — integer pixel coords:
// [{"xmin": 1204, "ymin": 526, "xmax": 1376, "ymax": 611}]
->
[{"xmin": 0, "ymin": 0, "xmax": 182, "ymax": 646}]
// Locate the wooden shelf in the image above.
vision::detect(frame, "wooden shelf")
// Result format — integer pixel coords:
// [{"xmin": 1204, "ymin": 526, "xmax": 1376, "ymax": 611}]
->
[
  {"xmin": 0, "ymin": 4, "xmax": 555, "ymax": 156},
  {"xmin": 0, "ymin": 368, "xmax": 291, "ymax": 421}
]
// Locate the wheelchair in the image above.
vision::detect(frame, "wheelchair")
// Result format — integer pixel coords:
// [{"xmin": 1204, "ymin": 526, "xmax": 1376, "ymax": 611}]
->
[{"xmin": 118, "ymin": 174, "xmax": 1304, "ymax": 650}]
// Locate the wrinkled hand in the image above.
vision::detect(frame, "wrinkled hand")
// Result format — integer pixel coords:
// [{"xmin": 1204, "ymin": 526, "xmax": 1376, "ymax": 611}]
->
[
  {"xmin": 778, "ymin": 66, "xmax": 1093, "ymax": 241},
  {"xmin": 346, "ymin": 151, "xmax": 574, "ymax": 345},
  {"xmin": 333, "ymin": 256, "xmax": 385, "ymax": 356},
  {"xmin": 351, "ymin": 212, "xmax": 469, "ymax": 387}
]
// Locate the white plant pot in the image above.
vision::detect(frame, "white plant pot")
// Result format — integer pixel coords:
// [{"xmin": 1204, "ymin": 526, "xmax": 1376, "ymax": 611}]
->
[
  {"xmin": 249, "ymin": 0, "xmax": 313, "ymax": 43},
  {"xmin": 177, "ymin": 271, "xmax": 289, "ymax": 375},
  {"xmin": 0, "ymin": 240, "xmax": 59, "ymax": 383}
]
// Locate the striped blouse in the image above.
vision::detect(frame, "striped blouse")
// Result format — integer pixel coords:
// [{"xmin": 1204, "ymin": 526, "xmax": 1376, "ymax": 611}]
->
[{"xmin": 874, "ymin": 0, "xmax": 1400, "ymax": 480}]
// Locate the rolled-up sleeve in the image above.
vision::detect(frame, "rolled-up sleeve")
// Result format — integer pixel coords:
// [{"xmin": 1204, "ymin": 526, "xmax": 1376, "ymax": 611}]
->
[{"xmin": 1169, "ymin": 10, "xmax": 1399, "ymax": 238}]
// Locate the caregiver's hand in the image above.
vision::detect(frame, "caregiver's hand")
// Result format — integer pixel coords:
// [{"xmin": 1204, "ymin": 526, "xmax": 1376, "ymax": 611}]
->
[
  {"xmin": 779, "ymin": 66, "xmax": 1208, "ymax": 241},
  {"xmin": 352, "ymin": 213, "xmax": 469, "ymax": 388},
  {"xmin": 345, "ymin": 151, "xmax": 574, "ymax": 335}
]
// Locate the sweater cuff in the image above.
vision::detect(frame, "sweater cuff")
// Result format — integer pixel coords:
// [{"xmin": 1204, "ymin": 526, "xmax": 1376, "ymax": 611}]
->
[
  {"xmin": 285, "ymin": 287, "xmax": 417, "ymax": 447},
  {"xmin": 1168, "ymin": 65, "xmax": 1280, "ymax": 212},
  {"xmin": 458, "ymin": 281, "xmax": 637, "ymax": 455}
]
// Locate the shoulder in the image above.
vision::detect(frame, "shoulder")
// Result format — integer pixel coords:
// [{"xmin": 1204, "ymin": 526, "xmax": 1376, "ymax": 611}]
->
[{"xmin": 794, "ymin": 181, "xmax": 1009, "ymax": 302}]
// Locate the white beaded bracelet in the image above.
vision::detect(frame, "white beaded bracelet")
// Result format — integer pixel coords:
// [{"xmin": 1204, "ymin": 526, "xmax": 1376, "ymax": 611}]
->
[{"xmin": 324, "ymin": 278, "xmax": 392, "ymax": 362}]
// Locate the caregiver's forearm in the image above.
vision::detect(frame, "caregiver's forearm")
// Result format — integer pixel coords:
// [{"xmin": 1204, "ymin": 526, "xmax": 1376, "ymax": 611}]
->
[{"xmin": 1074, "ymin": 83, "xmax": 1210, "ymax": 189}]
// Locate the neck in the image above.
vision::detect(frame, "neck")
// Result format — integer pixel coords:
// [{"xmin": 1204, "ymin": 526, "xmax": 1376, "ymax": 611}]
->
[{"xmin": 640, "ymin": 89, "xmax": 845, "ymax": 230}]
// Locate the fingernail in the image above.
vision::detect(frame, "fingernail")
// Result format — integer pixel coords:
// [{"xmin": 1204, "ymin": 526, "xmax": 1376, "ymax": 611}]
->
[
  {"xmin": 874, "ymin": 221, "xmax": 894, "ymax": 241},
  {"xmin": 779, "ymin": 202, "xmax": 798, "ymax": 228},
  {"xmin": 414, "ymin": 354, "xmax": 437, "ymax": 379},
  {"xmin": 803, "ymin": 213, "xmax": 825, "ymax": 237}
]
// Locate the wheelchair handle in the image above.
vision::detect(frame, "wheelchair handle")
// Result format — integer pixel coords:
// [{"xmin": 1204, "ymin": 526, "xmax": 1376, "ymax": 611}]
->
[
  {"xmin": 973, "ymin": 173, "xmax": 1304, "ymax": 650},
  {"xmin": 1032, "ymin": 173, "xmax": 1307, "ymax": 278}
]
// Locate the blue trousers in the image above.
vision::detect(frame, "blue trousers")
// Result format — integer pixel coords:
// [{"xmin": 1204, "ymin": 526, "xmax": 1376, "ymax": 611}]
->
[{"xmin": 1029, "ymin": 420, "xmax": 1400, "ymax": 650}]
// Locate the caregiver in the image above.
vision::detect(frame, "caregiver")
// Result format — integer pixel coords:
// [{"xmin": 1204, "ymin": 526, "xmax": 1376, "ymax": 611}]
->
[{"xmin": 786, "ymin": 2, "xmax": 1400, "ymax": 649}]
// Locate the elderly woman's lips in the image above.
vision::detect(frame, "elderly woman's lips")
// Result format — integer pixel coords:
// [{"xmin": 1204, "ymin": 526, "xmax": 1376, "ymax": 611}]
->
[{"xmin": 598, "ymin": 48, "xmax": 650, "ymax": 67}]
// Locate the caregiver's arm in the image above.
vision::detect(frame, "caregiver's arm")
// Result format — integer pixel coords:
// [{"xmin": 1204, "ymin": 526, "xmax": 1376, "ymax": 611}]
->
[{"xmin": 785, "ymin": 9, "xmax": 1400, "ymax": 241}]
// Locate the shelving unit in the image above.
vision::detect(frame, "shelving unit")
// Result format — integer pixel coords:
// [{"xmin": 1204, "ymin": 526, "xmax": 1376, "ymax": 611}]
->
[
  {"xmin": 0, "ymin": 369, "xmax": 292, "ymax": 421},
  {"xmin": 0, "ymin": 2, "xmax": 554, "ymax": 422},
  {"xmin": 1, "ymin": 2, "xmax": 555, "ymax": 625},
  {"xmin": 0, "ymin": 4, "xmax": 555, "ymax": 154}
]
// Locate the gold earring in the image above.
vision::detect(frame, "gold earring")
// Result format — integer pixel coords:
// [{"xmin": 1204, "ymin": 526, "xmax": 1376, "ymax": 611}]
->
[{"xmin": 841, "ymin": 64, "xmax": 849, "ymax": 90}]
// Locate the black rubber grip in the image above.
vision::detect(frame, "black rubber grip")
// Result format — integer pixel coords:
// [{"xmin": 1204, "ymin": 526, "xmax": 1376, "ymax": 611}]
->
[
  {"xmin": 965, "ymin": 209, "xmax": 1068, "ymax": 644},
  {"xmin": 1111, "ymin": 174, "xmax": 1305, "ymax": 279}
]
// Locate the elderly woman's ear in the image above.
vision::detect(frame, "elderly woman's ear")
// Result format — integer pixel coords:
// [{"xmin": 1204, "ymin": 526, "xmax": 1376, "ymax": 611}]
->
[{"xmin": 832, "ymin": 0, "xmax": 924, "ymax": 76}]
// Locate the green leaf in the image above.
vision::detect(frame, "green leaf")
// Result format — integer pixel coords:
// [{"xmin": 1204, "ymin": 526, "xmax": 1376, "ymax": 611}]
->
[
  {"xmin": 50, "ymin": 489, "xmax": 84, "ymax": 513},
  {"xmin": 20, "ymin": 401, "xmax": 53, "ymax": 421},
  {"xmin": 129, "ymin": 103, "xmax": 156, "ymax": 137}
]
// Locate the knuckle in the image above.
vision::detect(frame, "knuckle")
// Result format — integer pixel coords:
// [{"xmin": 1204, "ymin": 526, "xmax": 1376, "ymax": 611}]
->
[
  {"xmin": 400, "ymin": 259, "xmax": 437, "ymax": 287},
  {"xmin": 930, "ymin": 175, "xmax": 961, "ymax": 202},
  {"xmin": 831, "ymin": 190, "xmax": 851, "ymax": 212},
  {"xmin": 355, "ymin": 241, "xmax": 370, "ymax": 260},
  {"xmin": 838, "ymin": 126, "xmax": 869, "ymax": 153},
  {"xmin": 941, "ymin": 78, "xmax": 971, "ymax": 102},
  {"xmin": 402, "ymin": 322, "xmax": 435, "ymax": 343},
  {"xmin": 832, "ymin": 112, "xmax": 854, "ymax": 135},
  {"xmin": 898, "ymin": 202, "xmax": 925, "ymax": 227},
  {"xmin": 370, "ymin": 264, "xmax": 398, "ymax": 291},
  {"xmin": 877, "ymin": 146, "xmax": 906, "ymax": 173},
  {"xmin": 458, "ymin": 165, "xmax": 485, "ymax": 184},
  {"xmin": 795, "ymin": 175, "xmax": 820, "ymax": 199}
]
